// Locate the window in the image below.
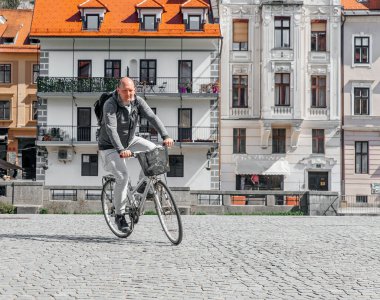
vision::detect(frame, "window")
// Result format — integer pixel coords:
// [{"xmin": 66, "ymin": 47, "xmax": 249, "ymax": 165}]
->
[
  {"xmin": 272, "ymin": 128, "xmax": 286, "ymax": 154},
  {"xmin": 0, "ymin": 64, "xmax": 11, "ymax": 83},
  {"xmin": 104, "ymin": 60, "xmax": 121, "ymax": 78},
  {"xmin": 2, "ymin": 37, "xmax": 14, "ymax": 44},
  {"xmin": 167, "ymin": 155, "xmax": 184, "ymax": 177},
  {"xmin": 232, "ymin": 75, "xmax": 248, "ymax": 108},
  {"xmin": 32, "ymin": 64, "xmax": 39, "ymax": 84},
  {"xmin": 233, "ymin": 19, "xmax": 248, "ymax": 51},
  {"xmin": 178, "ymin": 108, "xmax": 192, "ymax": 141},
  {"xmin": 32, "ymin": 101, "xmax": 37, "ymax": 120},
  {"xmin": 236, "ymin": 175, "xmax": 283, "ymax": 191},
  {"xmin": 85, "ymin": 14, "xmax": 99, "ymax": 30},
  {"xmin": 275, "ymin": 73, "xmax": 290, "ymax": 106},
  {"xmin": 78, "ymin": 60, "xmax": 92, "ymax": 78},
  {"xmin": 233, "ymin": 128, "xmax": 246, "ymax": 154},
  {"xmin": 274, "ymin": 17, "xmax": 290, "ymax": 48},
  {"xmin": 85, "ymin": 190, "xmax": 102, "ymax": 200},
  {"xmin": 51, "ymin": 190, "xmax": 77, "ymax": 201},
  {"xmin": 354, "ymin": 88, "xmax": 369, "ymax": 115},
  {"xmin": 142, "ymin": 15, "xmax": 156, "ymax": 31},
  {"xmin": 311, "ymin": 76, "xmax": 326, "ymax": 108},
  {"xmin": 311, "ymin": 20, "xmax": 326, "ymax": 51},
  {"xmin": 140, "ymin": 107, "xmax": 156, "ymax": 134},
  {"xmin": 354, "ymin": 37, "xmax": 369, "ymax": 64},
  {"xmin": 188, "ymin": 15, "xmax": 201, "ymax": 31},
  {"xmin": 29, "ymin": 38, "xmax": 40, "ymax": 45},
  {"xmin": 356, "ymin": 195, "xmax": 368, "ymax": 203},
  {"xmin": 0, "ymin": 101, "xmax": 10, "ymax": 120},
  {"xmin": 312, "ymin": 129, "xmax": 325, "ymax": 154},
  {"xmin": 355, "ymin": 141, "xmax": 368, "ymax": 174},
  {"xmin": 140, "ymin": 60, "xmax": 156, "ymax": 85},
  {"xmin": 81, "ymin": 154, "xmax": 98, "ymax": 176}
]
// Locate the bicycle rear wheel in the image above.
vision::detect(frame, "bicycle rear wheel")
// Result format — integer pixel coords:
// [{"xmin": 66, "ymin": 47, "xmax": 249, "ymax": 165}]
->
[
  {"xmin": 153, "ymin": 180, "xmax": 183, "ymax": 245},
  {"xmin": 101, "ymin": 179, "xmax": 134, "ymax": 238}
]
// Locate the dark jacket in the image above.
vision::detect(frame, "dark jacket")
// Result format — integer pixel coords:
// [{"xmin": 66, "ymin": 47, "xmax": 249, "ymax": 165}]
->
[{"xmin": 98, "ymin": 91, "xmax": 169, "ymax": 152}]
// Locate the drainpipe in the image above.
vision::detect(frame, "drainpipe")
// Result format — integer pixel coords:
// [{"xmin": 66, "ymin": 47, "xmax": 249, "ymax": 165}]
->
[
  {"xmin": 341, "ymin": 12, "xmax": 346, "ymax": 196},
  {"xmin": 218, "ymin": 36, "xmax": 223, "ymax": 190}
]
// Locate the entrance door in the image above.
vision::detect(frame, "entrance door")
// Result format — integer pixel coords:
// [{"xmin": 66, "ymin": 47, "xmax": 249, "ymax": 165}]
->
[
  {"xmin": 77, "ymin": 108, "xmax": 91, "ymax": 141},
  {"xmin": 178, "ymin": 60, "xmax": 192, "ymax": 93},
  {"xmin": 178, "ymin": 109, "xmax": 192, "ymax": 142},
  {"xmin": 308, "ymin": 171, "xmax": 328, "ymax": 191},
  {"xmin": 18, "ymin": 139, "xmax": 36, "ymax": 180}
]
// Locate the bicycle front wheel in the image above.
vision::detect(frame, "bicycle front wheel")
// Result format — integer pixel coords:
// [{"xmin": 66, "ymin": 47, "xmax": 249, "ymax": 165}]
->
[
  {"xmin": 101, "ymin": 179, "xmax": 134, "ymax": 238},
  {"xmin": 153, "ymin": 180, "xmax": 183, "ymax": 245}
]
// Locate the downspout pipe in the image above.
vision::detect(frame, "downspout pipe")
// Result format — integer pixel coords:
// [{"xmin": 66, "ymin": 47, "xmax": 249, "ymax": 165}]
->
[{"xmin": 341, "ymin": 12, "xmax": 346, "ymax": 196}]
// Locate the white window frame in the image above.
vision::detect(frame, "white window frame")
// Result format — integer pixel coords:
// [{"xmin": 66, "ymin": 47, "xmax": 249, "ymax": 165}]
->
[
  {"xmin": 352, "ymin": 34, "xmax": 372, "ymax": 68},
  {"xmin": 351, "ymin": 81, "xmax": 373, "ymax": 117}
]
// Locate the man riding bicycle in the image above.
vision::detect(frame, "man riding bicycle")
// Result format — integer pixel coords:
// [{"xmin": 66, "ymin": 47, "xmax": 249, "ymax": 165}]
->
[{"xmin": 98, "ymin": 77, "xmax": 174, "ymax": 232}]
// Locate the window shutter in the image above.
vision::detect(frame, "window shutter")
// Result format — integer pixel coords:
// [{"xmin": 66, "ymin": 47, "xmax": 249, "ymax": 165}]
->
[
  {"xmin": 233, "ymin": 20, "xmax": 248, "ymax": 43},
  {"xmin": 311, "ymin": 21, "xmax": 326, "ymax": 31}
]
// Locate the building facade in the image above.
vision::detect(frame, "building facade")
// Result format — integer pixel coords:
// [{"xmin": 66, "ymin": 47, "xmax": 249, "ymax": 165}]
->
[
  {"xmin": 220, "ymin": 0, "xmax": 341, "ymax": 196},
  {"xmin": 342, "ymin": 0, "xmax": 380, "ymax": 203},
  {"xmin": 0, "ymin": 9, "xmax": 39, "ymax": 179},
  {"xmin": 31, "ymin": 0, "xmax": 221, "ymax": 190}
]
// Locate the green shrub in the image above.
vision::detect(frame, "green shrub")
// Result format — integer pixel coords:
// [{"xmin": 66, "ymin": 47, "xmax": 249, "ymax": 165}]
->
[
  {"xmin": 39, "ymin": 208, "xmax": 48, "ymax": 214},
  {"xmin": 144, "ymin": 210, "xmax": 157, "ymax": 215},
  {"xmin": 0, "ymin": 202, "xmax": 15, "ymax": 214}
]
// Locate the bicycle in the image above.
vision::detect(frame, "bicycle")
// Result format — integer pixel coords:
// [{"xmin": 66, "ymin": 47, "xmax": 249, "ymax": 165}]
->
[{"xmin": 101, "ymin": 146, "xmax": 183, "ymax": 245}]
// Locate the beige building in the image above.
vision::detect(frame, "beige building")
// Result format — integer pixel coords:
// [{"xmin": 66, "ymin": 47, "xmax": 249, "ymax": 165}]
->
[
  {"xmin": 0, "ymin": 9, "xmax": 39, "ymax": 179},
  {"xmin": 342, "ymin": 1, "xmax": 380, "ymax": 204}
]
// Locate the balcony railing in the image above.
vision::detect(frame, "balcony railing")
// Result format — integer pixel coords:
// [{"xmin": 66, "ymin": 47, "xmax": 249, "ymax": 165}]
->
[
  {"xmin": 37, "ymin": 125, "xmax": 218, "ymax": 143},
  {"xmin": 272, "ymin": 106, "xmax": 293, "ymax": 115},
  {"xmin": 37, "ymin": 77, "xmax": 219, "ymax": 95},
  {"xmin": 309, "ymin": 107, "xmax": 329, "ymax": 117},
  {"xmin": 230, "ymin": 107, "xmax": 252, "ymax": 117}
]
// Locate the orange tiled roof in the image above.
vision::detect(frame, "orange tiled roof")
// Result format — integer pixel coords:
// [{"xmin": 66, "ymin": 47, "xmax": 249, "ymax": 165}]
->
[
  {"xmin": 181, "ymin": 0, "xmax": 209, "ymax": 9},
  {"xmin": 78, "ymin": 0, "xmax": 108, "ymax": 9},
  {"xmin": 31, "ymin": 0, "xmax": 220, "ymax": 38},
  {"xmin": 0, "ymin": 9, "xmax": 39, "ymax": 53},
  {"xmin": 342, "ymin": 0, "xmax": 380, "ymax": 10},
  {"xmin": 136, "ymin": 0, "xmax": 164, "ymax": 9}
]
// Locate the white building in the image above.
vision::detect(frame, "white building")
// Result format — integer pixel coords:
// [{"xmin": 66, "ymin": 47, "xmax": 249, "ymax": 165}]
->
[
  {"xmin": 31, "ymin": 0, "xmax": 221, "ymax": 191},
  {"xmin": 220, "ymin": 0, "xmax": 341, "ymax": 197}
]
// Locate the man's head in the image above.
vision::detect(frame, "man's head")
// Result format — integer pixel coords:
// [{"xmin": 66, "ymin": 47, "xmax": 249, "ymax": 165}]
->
[{"xmin": 117, "ymin": 77, "xmax": 135, "ymax": 105}]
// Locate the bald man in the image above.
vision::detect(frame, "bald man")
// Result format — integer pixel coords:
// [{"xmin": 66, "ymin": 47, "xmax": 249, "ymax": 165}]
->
[{"xmin": 98, "ymin": 77, "xmax": 174, "ymax": 232}]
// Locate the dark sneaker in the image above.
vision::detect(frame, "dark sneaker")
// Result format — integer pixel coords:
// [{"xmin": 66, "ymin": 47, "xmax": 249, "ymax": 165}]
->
[{"xmin": 115, "ymin": 214, "xmax": 129, "ymax": 232}]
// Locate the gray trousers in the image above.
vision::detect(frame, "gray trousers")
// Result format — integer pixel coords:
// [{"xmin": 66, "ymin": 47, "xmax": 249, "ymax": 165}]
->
[{"xmin": 99, "ymin": 136, "xmax": 156, "ymax": 215}]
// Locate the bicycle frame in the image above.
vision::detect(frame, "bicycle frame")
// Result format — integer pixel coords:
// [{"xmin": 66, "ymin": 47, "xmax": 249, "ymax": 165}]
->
[{"xmin": 121, "ymin": 175, "xmax": 157, "ymax": 216}]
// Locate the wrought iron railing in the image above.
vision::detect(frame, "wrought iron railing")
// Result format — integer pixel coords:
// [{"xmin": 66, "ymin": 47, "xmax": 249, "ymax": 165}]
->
[
  {"xmin": 37, "ymin": 77, "xmax": 219, "ymax": 94},
  {"xmin": 37, "ymin": 125, "xmax": 218, "ymax": 143}
]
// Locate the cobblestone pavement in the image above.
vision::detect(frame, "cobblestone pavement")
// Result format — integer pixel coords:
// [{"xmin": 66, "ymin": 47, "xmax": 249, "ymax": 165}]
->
[{"xmin": 0, "ymin": 215, "xmax": 379, "ymax": 300}]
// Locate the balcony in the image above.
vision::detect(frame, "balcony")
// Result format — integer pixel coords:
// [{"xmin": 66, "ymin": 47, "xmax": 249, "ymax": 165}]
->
[
  {"xmin": 309, "ymin": 107, "xmax": 329, "ymax": 119},
  {"xmin": 230, "ymin": 107, "xmax": 252, "ymax": 118},
  {"xmin": 271, "ymin": 106, "xmax": 293, "ymax": 118},
  {"xmin": 36, "ymin": 125, "xmax": 218, "ymax": 145},
  {"xmin": 37, "ymin": 77, "xmax": 219, "ymax": 96}
]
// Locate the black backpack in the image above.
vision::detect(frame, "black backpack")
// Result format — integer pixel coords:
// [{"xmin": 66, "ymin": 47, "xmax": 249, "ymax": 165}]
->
[{"xmin": 94, "ymin": 92, "xmax": 113, "ymax": 125}]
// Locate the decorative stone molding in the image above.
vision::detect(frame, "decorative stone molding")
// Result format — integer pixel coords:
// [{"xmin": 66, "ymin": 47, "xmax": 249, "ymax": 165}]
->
[
  {"xmin": 260, "ymin": 122, "xmax": 271, "ymax": 149},
  {"xmin": 300, "ymin": 155, "xmax": 337, "ymax": 169},
  {"xmin": 232, "ymin": 65, "xmax": 249, "ymax": 75},
  {"xmin": 291, "ymin": 123, "xmax": 302, "ymax": 148},
  {"xmin": 308, "ymin": 65, "xmax": 327, "ymax": 75},
  {"xmin": 271, "ymin": 62, "xmax": 292, "ymax": 73}
]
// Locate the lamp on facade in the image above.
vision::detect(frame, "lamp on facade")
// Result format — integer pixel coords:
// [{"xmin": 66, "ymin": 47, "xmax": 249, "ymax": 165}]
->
[{"xmin": 206, "ymin": 149, "xmax": 211, "ymax": 170}]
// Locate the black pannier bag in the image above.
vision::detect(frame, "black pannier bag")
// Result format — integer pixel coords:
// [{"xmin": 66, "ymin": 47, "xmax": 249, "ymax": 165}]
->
[{"xmin": 135, "ymin": 147, "xmax": 170, "ymax": 176}]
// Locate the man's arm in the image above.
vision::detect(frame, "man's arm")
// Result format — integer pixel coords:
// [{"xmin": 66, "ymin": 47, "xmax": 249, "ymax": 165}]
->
[
  {"xmin": 103, "ymin": 100, "xmax": 125, "ymax": 153},
  {"xmin": 138, "ymin": 97, "xmax": 170, "ymax": 140}
]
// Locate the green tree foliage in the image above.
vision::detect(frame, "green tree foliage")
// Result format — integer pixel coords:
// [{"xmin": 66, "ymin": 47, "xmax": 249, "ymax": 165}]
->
[{"xmin": 1, "ymin": 0, "xmax": 21, "ymax": 9}]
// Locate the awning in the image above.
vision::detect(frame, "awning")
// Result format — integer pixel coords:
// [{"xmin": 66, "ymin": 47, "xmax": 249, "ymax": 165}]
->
[
  {"xmin": 262, "ymin": 158, "xmax": 290, "ymax": 175},
  {"xmin": 0, "ymin": 159, "xmax": 23, "ymax": 170},
  {"xmin": 235, "ymin": 158, "xmax": 289, "ymax": 176}
]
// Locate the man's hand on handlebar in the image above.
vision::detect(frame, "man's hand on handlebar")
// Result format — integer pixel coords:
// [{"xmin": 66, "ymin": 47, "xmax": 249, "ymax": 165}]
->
[
  {"xmin": 163, "ymin": 137, "xmax": 174, "ymax": 148},
  {"xmin": 119, "ymin": 149, "xmax": 133, "ymax": 158}
]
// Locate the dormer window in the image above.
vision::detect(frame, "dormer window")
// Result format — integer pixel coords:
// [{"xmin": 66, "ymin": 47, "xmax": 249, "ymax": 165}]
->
[
  {"xmin": 181, "ymin": 0, "xmax": 209, "ymax": 32},
  {"xmin": 2, "ymin": 37, "xmax": 14, "ymax": 44},
  {"xmin": 136, "ymin": 0, "xmax": 164, "ymax": 32},
  {"xmin": 85, "ymin": 14, "xmax": 100, "ymax": 30},
  {"xmin": 188, "ymin": 15, "xmax": 201, "ymax": 31},
  {"xmin": 142, "ymin": 15, "xmax": 157, "ymax": 31},
  {"xmin": 78, "ymin": 0, "xmax": 109, "ymax": 31}
]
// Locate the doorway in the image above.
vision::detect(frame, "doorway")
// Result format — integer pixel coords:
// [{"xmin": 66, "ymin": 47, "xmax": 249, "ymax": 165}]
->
[{"xmin": 308, "ymin": 171, "xmax": 329, "ymax": 191}]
